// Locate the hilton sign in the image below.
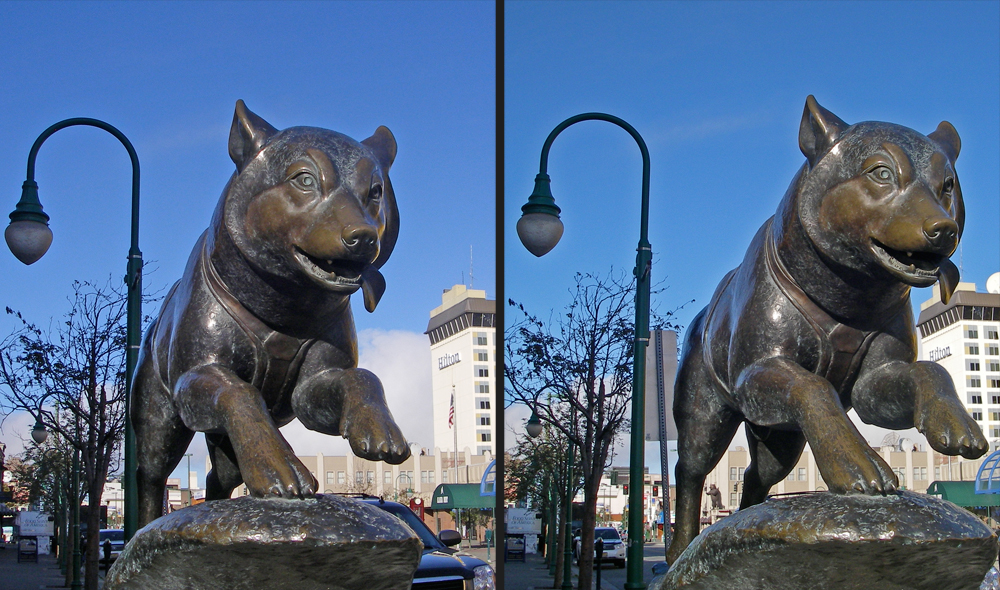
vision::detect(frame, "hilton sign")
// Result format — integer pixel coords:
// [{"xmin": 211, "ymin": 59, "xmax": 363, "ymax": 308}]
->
[
  {"xmin": 929, "ymin": 346, "xmax": 952, "ymax": 362},
  {"xmin": 438, "ymin": 352, "xmax": 461, "ymax": 370}
]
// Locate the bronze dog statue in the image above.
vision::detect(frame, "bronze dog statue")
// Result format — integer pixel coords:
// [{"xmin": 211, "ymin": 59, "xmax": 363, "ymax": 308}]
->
[
  {"xmin": 665, "ymin": 96, "xmax": 987, "ymax": 564},
  {"xmin": 132, "ymin": 101, "xmax": 409, "ymax": 527}
]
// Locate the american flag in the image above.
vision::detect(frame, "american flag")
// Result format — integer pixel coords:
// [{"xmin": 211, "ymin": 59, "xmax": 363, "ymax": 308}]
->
[{"xmin": 448, "ymin": 393, "xmax": 455, "ymax": 428}]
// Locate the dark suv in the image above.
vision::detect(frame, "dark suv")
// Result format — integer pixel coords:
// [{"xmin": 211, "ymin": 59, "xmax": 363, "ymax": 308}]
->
[{"xmin": 357, "ymin": 497, "xmax": 495, "ymax": 590}]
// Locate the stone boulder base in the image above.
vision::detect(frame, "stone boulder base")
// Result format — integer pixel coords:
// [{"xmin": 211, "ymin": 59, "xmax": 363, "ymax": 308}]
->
[
  {"xmin": 656, "ymin": 491, "xmax": 998, "ymax": 590},
  {"xmin": 105, "ymin": 495, "xmax": 422, "ymax": 590}
]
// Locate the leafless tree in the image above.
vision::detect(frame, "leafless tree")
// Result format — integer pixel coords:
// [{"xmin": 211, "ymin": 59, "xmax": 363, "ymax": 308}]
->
[
  {"xmin": 0, "ymin": 279, "xmax": 137, "ymax": 590},
  {"xmin": 506, "ymin": 270, "xmax": 682, "ymax": 590}
]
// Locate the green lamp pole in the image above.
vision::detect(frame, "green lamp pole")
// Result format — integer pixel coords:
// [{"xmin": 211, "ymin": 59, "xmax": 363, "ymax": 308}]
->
[
  {"xmin": 6, "ymin": 118, "xmax": 142, "ymax": 542},
  {"xmin": 517, "ymin": 113, "xmax": 651, "ymax": 590}
]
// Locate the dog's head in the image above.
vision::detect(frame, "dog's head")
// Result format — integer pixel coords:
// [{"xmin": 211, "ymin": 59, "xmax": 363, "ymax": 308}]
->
[
  {"xmin": 794, "ymin": 96, "xmax": 963, "ymax": 303},
  {"xmin": 218, "ymin": 100, "xmax": 399, "ymax": 312}
]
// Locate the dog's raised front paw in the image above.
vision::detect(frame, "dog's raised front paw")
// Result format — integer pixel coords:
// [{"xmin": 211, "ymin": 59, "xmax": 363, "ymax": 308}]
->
[
  {"xmin": 344, "ymin": 408, "xmax": 410, "ymax": 464},
  {"xmin": 920, "ymin": 397, "xmax": 989, "ymax": 459}
]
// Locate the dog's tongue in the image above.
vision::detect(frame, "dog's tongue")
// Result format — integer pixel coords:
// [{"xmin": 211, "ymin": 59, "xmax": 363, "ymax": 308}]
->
[
  {"xmin": 361, "ymin": 268, "xmax": 386, "ymax": 313},
  {"xmin": 938, "ymin": 258, "xmax": 960, "ymax": 305}
]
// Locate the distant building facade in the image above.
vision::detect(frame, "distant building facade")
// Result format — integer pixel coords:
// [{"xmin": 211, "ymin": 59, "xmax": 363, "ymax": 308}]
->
[
  {"xmin": 426, "ymin": 285, "xmax": 496, "ymax": 458},
  {"xmin": 917, "ymin": 276, "xmax": 1000, "ymax": 447}
]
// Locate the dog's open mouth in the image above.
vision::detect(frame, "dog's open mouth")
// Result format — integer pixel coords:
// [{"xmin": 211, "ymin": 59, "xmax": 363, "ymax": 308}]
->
[
  {"xmin": 870, "ymin": 239, "xmax": 943, "ymax": 284},
  {"xmin": 294, "ymin": 248, "xmax": 365, "ymax": 290}
]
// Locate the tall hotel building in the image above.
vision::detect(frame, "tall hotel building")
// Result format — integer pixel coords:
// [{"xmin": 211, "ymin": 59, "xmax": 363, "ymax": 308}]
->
[
  {"xmin": 917, "ymin": 274, "xmax": 1000, "ymax": 448},
  {"xmin": 426, "ymin": 285, "xmax": 496, "ymax": 460}
]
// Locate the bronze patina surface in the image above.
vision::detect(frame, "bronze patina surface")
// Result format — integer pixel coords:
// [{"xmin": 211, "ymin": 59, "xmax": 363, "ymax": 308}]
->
[
  {"xmin": 105, "ymin": 494, "xmax": 422, "ymax": 590},
  {"xmin": 655, "ymin": 491, "xmax": 997, "ymax": 590},
  {"xmin": 131, "ymin": 101, "xmax": 408, "ymax": 527},
  {"xmin": 665, "ymin": 96, "xmax": 987, "ymax": 564}
]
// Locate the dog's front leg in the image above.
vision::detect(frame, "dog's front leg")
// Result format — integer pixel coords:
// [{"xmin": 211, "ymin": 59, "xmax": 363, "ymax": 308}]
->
[
  {"xmin": 736, "ymin": 357, "xmax": 897, "ymax": 494},
  {"xmin": 174, "ymin": 364, "xmax": 318, "ymax": 497},
  {"xmin": 853, "ymin": 360, "xmax": 987, "ymax": 459},
  {"xmin": 293, "ymin": 367, "xmax": 411, "ymax": 464}
]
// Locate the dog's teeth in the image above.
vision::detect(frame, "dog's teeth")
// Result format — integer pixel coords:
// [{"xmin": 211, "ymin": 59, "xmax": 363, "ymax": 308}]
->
[
  {"xmin": 908, "ymin": 264, "xmax": 915, "ymax": 272},
  {"xmin": 907, "ymin": 252, "xmax": 913, "ymax": 257}
]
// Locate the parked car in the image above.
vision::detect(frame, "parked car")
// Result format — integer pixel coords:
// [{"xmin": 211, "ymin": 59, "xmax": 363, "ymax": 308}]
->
[
  {"xmin": 98, "ymin": 529, "xmax": 125, "ymax": 561},
  {"xmin": 573, "ymin": 526, "xmax": 626, "ymax": 568},
  {"xmin": 356, "ymin": 496, "xmax": 495, "ymax": 590}
]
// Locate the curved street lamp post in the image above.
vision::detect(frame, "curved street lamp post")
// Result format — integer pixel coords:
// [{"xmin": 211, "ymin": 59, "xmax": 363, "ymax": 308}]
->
[
  {"xmin": 6, "ymin": 118, "xmax": 142, "ymax": 542},
  {"xmin": 517, "ymin": 113, "xmax": 652, "ymax": 590}
]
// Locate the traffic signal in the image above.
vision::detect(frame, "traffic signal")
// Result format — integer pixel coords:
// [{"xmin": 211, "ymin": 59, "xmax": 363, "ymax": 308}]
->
[
  {"xmin": 652, "ymin": 485, "xmax": 659, "ymax": 496},
  {"xmin": 623, "ymin": 484, "xmax": 629, "ymax": 494}
]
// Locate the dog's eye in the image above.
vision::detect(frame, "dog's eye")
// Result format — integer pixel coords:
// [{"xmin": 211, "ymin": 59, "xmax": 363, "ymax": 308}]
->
[
  {"xmin": 868, "ymin": 165, "xmax": 894, "ymax": 184},
  {"xmin": 942, "ymin": 177, "xmax": 954, "ymax": 193},
  {"xmin": 291, "ymin": 172, "xmax": 318, "ymax": 191},
  {"xmin": 369, "ymin": 184, "xmax": 383, "ymax": 202}
]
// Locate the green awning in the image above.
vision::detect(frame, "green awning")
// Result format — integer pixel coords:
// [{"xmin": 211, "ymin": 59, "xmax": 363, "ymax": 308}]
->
[
  {"xmin": 430, "ymin": 484, "xmax": 493, "ymax": 509},
  {"xmin": 925, "ymin": 481, "xmax": 1000, "ymax": 507}
]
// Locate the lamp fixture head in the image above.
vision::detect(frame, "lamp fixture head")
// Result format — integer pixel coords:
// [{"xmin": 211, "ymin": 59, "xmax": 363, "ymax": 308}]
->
[
  {"xmin": 31, "ymin": 419, "xmax": 48, "ymax": 445},
  {"xmin": 6, "ymin": 180, "xmax": 52, "ymax": 265},
  {"xmin": 525, "ymin": 411, "xmax": 543, "ymax": 439},
  {"xmin": 517, "ymin": 173, "xmax": 563, "ymax": 257}
]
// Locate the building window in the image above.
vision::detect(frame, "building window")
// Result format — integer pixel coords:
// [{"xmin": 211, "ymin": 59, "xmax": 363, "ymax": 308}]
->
[
  {"xmin": 986, "ymin": 327, "xmax": 999, "ymax": 340},
  {"xmin": 786, "ymin": 471, "xmax": 796, "ymax": 482},
  {"xmin": 968, "ymin": 343, "xmax": 981, "ymax": 355},
  {"xmin": 989, "ymin": 344, "xmax": 1000, "ymax": 356},
  {"xmin": 797, "ymin": 468, "xmax": 806, "ymax": 481},
  {"xmin": 367, "ymin": 471, "xmax": 374, "ymax": 483},
  {"xmin": 991, "ymin": 411, "xmax": 1000, "ymax": 421},
  {"xmin": 475, "ymin": 382, "xmax": 490, "ymax": 394},
  {"xmin": 894, "ymin": 468, "xmax": 906, "ymax": 486},
  {"xmin": 993, "ymin": 427, "xmax": 1000, "ymax": 438},
  {"xmin": 935, "ymin": 466, "xmax": 941, "ymax": 480},
  {"xmin": 972, "ymin": 394, "xmax": 983, "ymax": 404},
  {"xmin": 478, "ymin": 431, "xmax": 492, "ymax": 442},
  {"xmin": 326, "ymin": 471, "xmax": 335, "ymax": 485},
  {"xmin": 477, "ymin": 446, "xmax": 492, "ymax": 455},
  {"xmin": 475, "ymin": 365, "xmax": 490, "ymax": 378},
  {"xmin": 968, "ymin": 376, "xmax": 982, "ymax": 388},
  {"xmin": 421, "ymin": 471, "xmax": 429, "ymax": 484},
  {"xmin": 730, "ymin": 493, "xmax": 738, "ymax": 506},
  {"xmin": 730, "ymin": 467, "xmax": 738, "ymax": 480},
  {"xmin": 442, "ymin": 471, "xmax": 449, "ymax": 482},
  {"xmin": 478, "ymin": 414, "xmax": 491, "ymax": 426},
  {"xmin": 337, "ymin": 471, "xmax": 345, "ymax": 485},
  {"xmin": 966, "ymin": 326, "xmax": 980, "ymax": 339},
  {"xmin": 968, "ymin": 359, "xmax": 981, "ymax": 371},
  {"xmin": 990, "ymin": 379, "xmax": 1000, "ymax": 388},
  {"xmin": 476, "ymin": 350, "xmax": 489, "ymax": 361},
  {"xmin": 478, "ymin": 398, "xmax": 491, "ymax": 410},
  {"xmin": 474, "ymin": 332, "xmax": 489, "ymax": 346},
  {"xmin": 989, "ymin": 360, "xmax": 1000, "ymax": 372},
  {"xmin": 991, "ymin": 395, "xmax": 1000, "ymax": 404},
  {"xmin": 973, "ymin": 411, "xmax": 983, "ymax": 421},
  {"xmin": 355, "ymin": 471, "xmax": 364, "ymax": 484},
  {"xmin": 384, "ymin": 471, "xmax": 392, "ymax": 485}
]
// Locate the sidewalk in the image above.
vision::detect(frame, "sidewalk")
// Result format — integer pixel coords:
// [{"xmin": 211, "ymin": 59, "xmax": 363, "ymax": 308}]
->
[{"xmin": 0, "ymin": 543, "xmax": 69, "ymax": 590}]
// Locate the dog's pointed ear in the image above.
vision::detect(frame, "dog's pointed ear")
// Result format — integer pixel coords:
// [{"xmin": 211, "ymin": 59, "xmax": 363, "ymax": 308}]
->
[
  {"xmin": 928, "ymin": 121, "xmax": 961, "ymax": 162},
  {"xmin": 229, "ymin": 100, "xmax": 278, "ymax": 172},
  {"xmin": 361, "ymin": 268, "xmax": 387, "ymax": 312},
  {"xmin": 799, "ymin": 95, "xmax": 849, "ymax": 167},
  {"xmin": 364, "ymin": 126, "xmax": 399, "ymax": 271},
  {"xmin": 362, "ymin": 126, "xmax": 397, "ymax": 172}
]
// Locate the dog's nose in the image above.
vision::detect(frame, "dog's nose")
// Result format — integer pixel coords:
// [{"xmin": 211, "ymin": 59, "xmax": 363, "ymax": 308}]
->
[
  {"xmin": 342, "ymin": 225, "xmax": 378, "ymax": 257},
  {"xmin": 923, "ymin": 217, "xmax": 958, "ymax": 250}
]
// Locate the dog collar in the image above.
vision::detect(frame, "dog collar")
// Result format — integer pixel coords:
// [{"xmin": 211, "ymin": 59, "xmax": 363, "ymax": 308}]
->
[{"xmin": 764, "ymin": 233, "xmax": 900, "ymax": 392}]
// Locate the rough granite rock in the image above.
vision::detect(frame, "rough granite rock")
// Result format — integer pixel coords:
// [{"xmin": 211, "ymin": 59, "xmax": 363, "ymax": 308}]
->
[
  {"xmin": 105, "ymin": 494, "xmax": 422, "ymax": 590},
  {"xmin": 653, "ymin": 491, "xmax": 998, "ymax": 590}
]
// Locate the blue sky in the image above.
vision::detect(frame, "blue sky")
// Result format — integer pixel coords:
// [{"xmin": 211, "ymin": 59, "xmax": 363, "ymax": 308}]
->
[
  {"xmin": 0, "ymin": 1, "xmax": 495, "ymax": 485},
  {"xmin": 503, "ymin": 1, "xmax": 1000, "ymax": 471}
]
